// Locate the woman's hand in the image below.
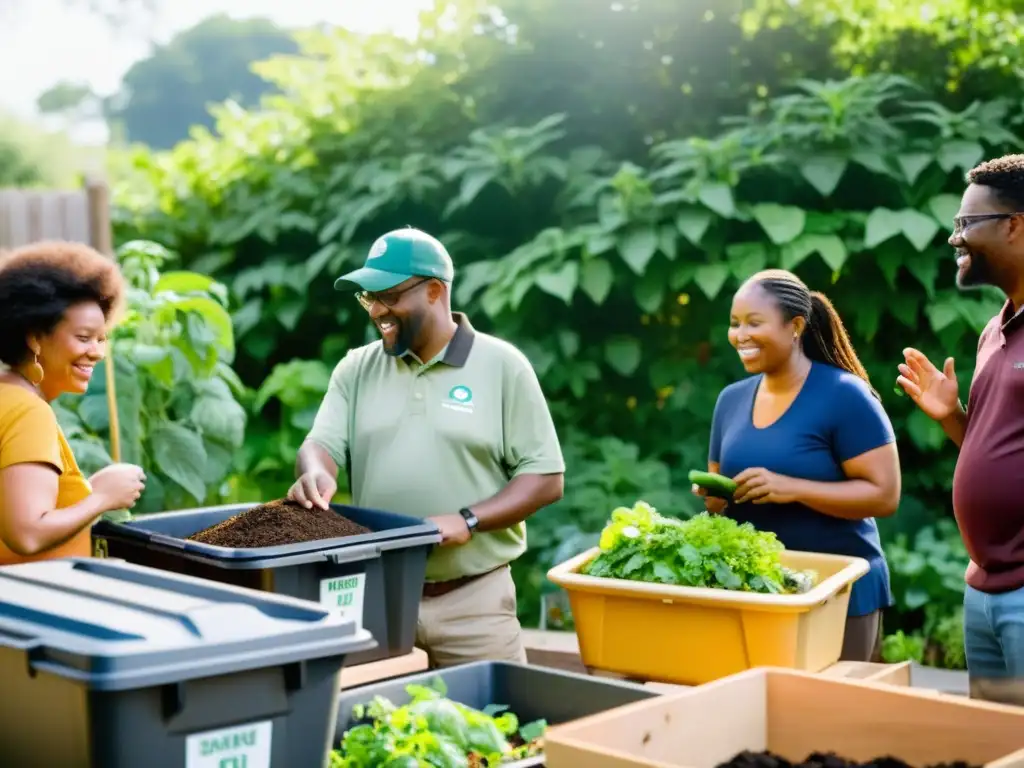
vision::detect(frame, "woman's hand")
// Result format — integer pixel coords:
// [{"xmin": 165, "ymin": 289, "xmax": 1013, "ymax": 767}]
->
[
  {"xmin": 691, "ymin": 483, "xmax": 728, "ymax": 514},
  {"xmin": 732, "ymin": 467, "xmax": 801, "ymax": 505},
  {"xmin": 90, "ymin": 463, "xmax": 146, "ymax": 512}
]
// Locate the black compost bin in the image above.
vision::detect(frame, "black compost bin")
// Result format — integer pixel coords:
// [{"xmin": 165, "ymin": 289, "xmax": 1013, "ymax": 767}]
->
[
  {"xmin": 93, "ymin": 503, "xmax": 441, "ymax": 667},
  {"xmin": 0, "ymin": 556, "xmax": 375, "ymax": 768}
]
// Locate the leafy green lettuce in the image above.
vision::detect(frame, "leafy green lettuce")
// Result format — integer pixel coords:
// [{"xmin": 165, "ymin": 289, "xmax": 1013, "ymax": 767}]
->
[
  {"xmin": 583, "ymin": 501, "xmax": 816, "ymax": 594},
  {"xmin": 331, "ymin": 677, "xmax": 547, "ymax": 768}
]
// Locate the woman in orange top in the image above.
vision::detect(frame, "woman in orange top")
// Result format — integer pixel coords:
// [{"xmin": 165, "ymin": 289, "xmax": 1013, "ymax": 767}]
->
[{"xmin": 0, "ymin": 241, "xmax": 146, "ymax": 565}]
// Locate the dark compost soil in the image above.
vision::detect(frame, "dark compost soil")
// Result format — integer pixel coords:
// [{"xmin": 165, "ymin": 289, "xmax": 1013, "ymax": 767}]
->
[
  {"xmin": 716, "ymin": 752, "xmax": 979, "ymax": 768},
  {"xmin": 189, "ymin": 499, "xmax": 371, "ymax": 548}
]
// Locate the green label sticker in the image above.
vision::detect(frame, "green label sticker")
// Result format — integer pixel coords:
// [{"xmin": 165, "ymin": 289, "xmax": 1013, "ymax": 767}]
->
[
  {"xmin": 319, "ymin": 573, "xmax": 366, "ymax": 630},
  {"xmin": 185, "ymin": 721, "xmax": 272, "ymax": 768}
]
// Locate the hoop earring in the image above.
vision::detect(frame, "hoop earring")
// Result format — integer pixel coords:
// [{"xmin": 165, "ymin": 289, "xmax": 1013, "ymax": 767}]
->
[{"xmin": 26, "ymin": 354, "xmax": 44, "ymax": 386}]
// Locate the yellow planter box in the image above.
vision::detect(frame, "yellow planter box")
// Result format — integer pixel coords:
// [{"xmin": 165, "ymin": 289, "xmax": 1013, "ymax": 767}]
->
[
  {"xmin": 547, "ymin": 548, "xmax": 869, "ymax": 685},
  {"xmin": 544, "ymin": 667, "xmax": 1024, "ymax": 768}
]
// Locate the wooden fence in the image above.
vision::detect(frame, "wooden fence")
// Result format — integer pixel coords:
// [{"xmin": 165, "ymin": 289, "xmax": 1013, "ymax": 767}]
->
[{"xmin": 0, "ymin": 178, "xmax": 121, "ymax": 461}]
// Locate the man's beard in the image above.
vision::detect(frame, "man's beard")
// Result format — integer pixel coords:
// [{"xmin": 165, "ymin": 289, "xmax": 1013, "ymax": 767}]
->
[
  {"xmin": 381, "ymin": 313, "xmax": 423, "ymax": 357},
  {"xmin": 956, "ymin": 248, "xmax": 993, "ymax": 290}
]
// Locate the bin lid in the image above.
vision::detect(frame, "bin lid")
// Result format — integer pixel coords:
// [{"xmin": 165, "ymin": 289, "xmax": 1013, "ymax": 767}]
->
[{"xmin": 0, "ymin": 558, "xmax": 376, "ymax": 691}]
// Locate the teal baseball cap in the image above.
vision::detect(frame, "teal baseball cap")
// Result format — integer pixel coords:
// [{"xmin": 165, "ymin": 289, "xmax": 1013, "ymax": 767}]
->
[{"xmin": 333, "ymin": 227, "xmax": 455, "ymax": 292}]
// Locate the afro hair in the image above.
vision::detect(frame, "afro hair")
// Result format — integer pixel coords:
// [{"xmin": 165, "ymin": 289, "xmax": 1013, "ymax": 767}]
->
[
  {"xmin": 966, "ymin": 154, "xmax": 1024, "ymax": 211},
  {"xmin": 0, "ymin": 240, "xmax": 126, "ymax": 367}
]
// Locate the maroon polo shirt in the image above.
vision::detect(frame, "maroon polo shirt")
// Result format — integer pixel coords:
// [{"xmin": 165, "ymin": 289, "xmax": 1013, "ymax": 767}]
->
[{"xmin": 953, "ymin": 301, "xmax": 1024, "ymax": 593}]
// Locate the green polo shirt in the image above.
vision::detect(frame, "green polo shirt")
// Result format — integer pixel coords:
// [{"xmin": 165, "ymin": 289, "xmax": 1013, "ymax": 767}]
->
[{"xmin": 307, "ymin": 313, "xmax": 565, "ymax": 582}]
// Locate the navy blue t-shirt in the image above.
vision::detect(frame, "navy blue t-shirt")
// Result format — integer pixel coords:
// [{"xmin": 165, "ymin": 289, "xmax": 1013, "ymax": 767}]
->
[{"xmin": 709, "ymin": 362, "xmax": 895, "ymax": 617}]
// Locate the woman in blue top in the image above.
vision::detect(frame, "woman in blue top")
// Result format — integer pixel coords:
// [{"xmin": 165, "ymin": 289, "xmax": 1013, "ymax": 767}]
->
[{"xmin": 695, "ymin": 269, "xmax": 901, "ymax": 662}]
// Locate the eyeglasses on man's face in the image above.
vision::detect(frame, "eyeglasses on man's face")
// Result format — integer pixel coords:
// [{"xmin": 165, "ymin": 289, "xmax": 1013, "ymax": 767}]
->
[
  {"xmin": 355, "ymin": 277, "xmax": 431, "ymax": 311},
  {"xmin": 952, "ymin": 212, "xmax": 1024, "ymax": 236}
]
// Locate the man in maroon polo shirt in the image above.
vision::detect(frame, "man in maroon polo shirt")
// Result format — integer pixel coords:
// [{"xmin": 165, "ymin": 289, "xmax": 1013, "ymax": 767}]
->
[{"xmin": 897, "ymin": 154, "xmax": 1024, "ymax": 704}]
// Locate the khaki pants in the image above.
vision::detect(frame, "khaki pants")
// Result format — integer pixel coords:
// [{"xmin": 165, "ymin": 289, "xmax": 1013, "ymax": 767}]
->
[{"xmin": 416, "ymin": 566, "xmax": 527, "ymax": 668}]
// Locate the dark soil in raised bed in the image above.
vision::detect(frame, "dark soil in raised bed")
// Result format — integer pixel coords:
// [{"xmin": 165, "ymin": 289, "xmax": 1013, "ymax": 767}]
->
[
  {"xmin": 189, "ymin": 499, "xmax": 371, "ymax": 548},
  {"xmin": 716, "ymin": 751, "xmax": 979, "ymax": 768}
]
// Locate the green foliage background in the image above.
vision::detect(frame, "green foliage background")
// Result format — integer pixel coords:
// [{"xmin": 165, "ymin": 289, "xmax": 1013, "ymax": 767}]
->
[{"xmin": 100, "ymin": 0, "xmax": 1024, "ymax": 667}]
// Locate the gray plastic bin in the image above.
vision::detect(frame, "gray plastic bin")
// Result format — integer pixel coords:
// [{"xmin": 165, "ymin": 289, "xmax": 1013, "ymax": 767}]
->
[
  {"xmin": 0, "ymin": 557, "xmax": 375, "ymax": 768},
  {"xmin": 92, "ymin": 502, "xmax": 441, "ymax": 666},
  {"xmin": 333, "ymin": 661, "xmax": 658, "ymax": 767}
]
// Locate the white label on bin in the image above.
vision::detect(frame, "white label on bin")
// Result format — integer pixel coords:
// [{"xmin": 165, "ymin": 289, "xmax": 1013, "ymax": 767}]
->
[
  {"xmin": 320, "ymin": 573, "xmax": 366, "ymax": 630},
  {"xmin": 185, "ymin": 720, "xmax": 272, "ymax": 768}
]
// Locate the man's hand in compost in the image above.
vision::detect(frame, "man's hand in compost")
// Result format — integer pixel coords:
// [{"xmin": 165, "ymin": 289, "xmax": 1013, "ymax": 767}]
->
[{"xmin": 732, "ymin": 467, "xmax": 801, "ymax": 505}]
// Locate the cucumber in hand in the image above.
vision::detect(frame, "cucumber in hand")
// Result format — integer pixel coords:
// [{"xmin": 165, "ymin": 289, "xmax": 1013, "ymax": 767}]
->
[{"xmin": 688, "ymin": 470, "xmax": 738, "ymax": 500}]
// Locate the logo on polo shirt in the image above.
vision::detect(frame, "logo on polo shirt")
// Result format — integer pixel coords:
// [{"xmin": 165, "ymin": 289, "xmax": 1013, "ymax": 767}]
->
[{"xmin": 443, "ymin": 385, "xmax": 474, "ymax": 414}]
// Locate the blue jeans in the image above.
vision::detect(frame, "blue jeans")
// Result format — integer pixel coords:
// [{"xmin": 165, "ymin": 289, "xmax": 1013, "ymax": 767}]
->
[{"xmin": 964, "ymin": 584, "xmax": 1024, "ymax": 704}]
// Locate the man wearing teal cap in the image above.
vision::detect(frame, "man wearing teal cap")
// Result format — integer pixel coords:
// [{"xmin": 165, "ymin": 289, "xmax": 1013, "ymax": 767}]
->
[{"xmin": 289, "ymin": 227, "xmax": 566, "ymax": 668}]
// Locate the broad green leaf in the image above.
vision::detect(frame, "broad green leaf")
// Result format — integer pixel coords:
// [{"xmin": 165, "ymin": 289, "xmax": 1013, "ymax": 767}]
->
[
  {"xmin": 454, "ymin": 260, "xmax": 498, "ymax": 305},
  {"xmin": 201, "ymin": 439, "xmax": 235, "ymax": 485},
  {"xmin": 811, "ymin": 235, "xmax": 848, "ymax": 271},
  {"xmin": 586, "ymin": 231, "xmax": 616, "ymax": 256},
  {"xmin": 906, "ymin": 251, "xmax": 940, "ymax": 297},
  {"xmin": 927, "ymin": 194, "xmax": 961, "ymax": 229},
  {"xmin": 864, "ymin": 208, "xmax": 903, "ymax": 248},
  {"xmin": 534, "ymin": 262, "xmax": 579, "ymax": 304},
  {"xmin": 780, "ymin": 237, "xmax": 816, "ymax": 270},
  {"xmin": 128, "ymin": 343, "xmax": 170, "ymax": 367},
  {"xmin": 658, "ymin": 224, "xmax": 678, "ymax": 260},
  {"xmin": 851, "ymin": 151, "xmax": 892, "ymax": 177},
  {"xmin": 480, "ymin": 287, "xmax": 507, "ymax": 318},
  {"xmin": 149, "ymin": 422, "xmax": 209, "ymax": 503},
  {"xmin": 604, "ymin": 336, "xmax": 642, "ymax": 376},
  {"xmin": 925, "ymin": 295, "xmax": 962, "ymax": 333},
  {"xmin": 779, "ymin": 234, "xmax": 845, "ymax": 271},
  {"xmin": 618, "ymin": 228, "xmax": 659, "ymax": 275},
  {"xmin": 751, "ymin": 204, "xmax": 806, "ymax": 245},
  {"xmin": 232, "ymin": 299, "xmax": 263, "ymax": 338},
  {"xmin": 853, "ymin": 295, "xmax": 882, "ymax": 340},
  {"xmin": 112, "ymin": 355, "xmax": 143, "ymax": 466},
  {"xmin": 558, "ymin": 330, "xmax": 580, "ymax": 357},
  {"xmin": 896, "ymin": 154, "xmax": 932, "ymax": 185},
  {"xmin": 170, "ymin": 296, "xmax": 235, "ymax": 357},
  {"xmin": 803, "ymin": 211, "xmax": 847, "ymax": 235},
  {"xmin": 191, "ymin": 395, "xmax": 247, "ymax": 448},
  {"xmin": 874, "ymin": 245, "xmax": 903, "ymax": 288},
  {"xmin": 694, "ymin": 263, "xmax": 730, "ymax": 300},
  {"xmin": 676, "ymin": 209, "xmax": 713, "ymax": 245},
  {"xmin": 670, "ymin": 263, "xmax": 695, "ymax": 290},
  {"xmin": 958, "ymin": 295, "xmax": 1004, "ymax": 333},
  {"xmin": 901, "ymin": 210, "xmax": 941, "ymax": 252},
  {"xmin": 937, "ymin": 141, "xmax": 984, "ymax": 173},
  {"xmin": 154, "ymin": 271, "xmax": 216, "ymax": 295},
  {"xmin": 79, "ymin": 394, "xmax": 110, "ymax": 433},
  {"xmin": 579, "ymin": 258, "xmax": 614, "ymax": 305},
  {"xmin": 906, "ymin": 409, "xmax": 947, "ymax": 452},
  {"xmin": 726, "ymin": 242, "xmax": 767, "ymax": 278},
  {"xmin": 277, "ymin": 296, "xmax": 305, "ymax": 332},
  {"xmin": 634, "ymin": 269, "xmax": 665, "ymax": 313},
  {"xmin": 67, "ymin": 436, "xmax": 113, "ymax": 476},
  {"xmin": 697, "ymin": 182, "xmax": 735, "ymax": 218},
  {"xmin": 304, "ymin": 243, "xmax": 339, "ymax": 283},
  {"xmin": 888, "ymin": 294, "xmax": 919, "ymax": 328},
  {"xmin": 598, "ymin": 195, "xmax": 627, "ymax": 232},
  {"xmin": 800, "ymin": 155, "xmax": 847, "ymax": 196}
]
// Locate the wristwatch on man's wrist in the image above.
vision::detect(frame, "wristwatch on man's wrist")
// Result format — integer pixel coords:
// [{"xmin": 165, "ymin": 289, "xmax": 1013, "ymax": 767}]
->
[{"xmin": 458, "ymin": 507, "xmax": 479, "ymax": 533}]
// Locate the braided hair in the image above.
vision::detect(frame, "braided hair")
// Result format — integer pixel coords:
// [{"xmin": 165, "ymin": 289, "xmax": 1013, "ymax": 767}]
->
[{"xmin": 745, "ymin": 269, "xmax": 878, "ymax": 400}]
